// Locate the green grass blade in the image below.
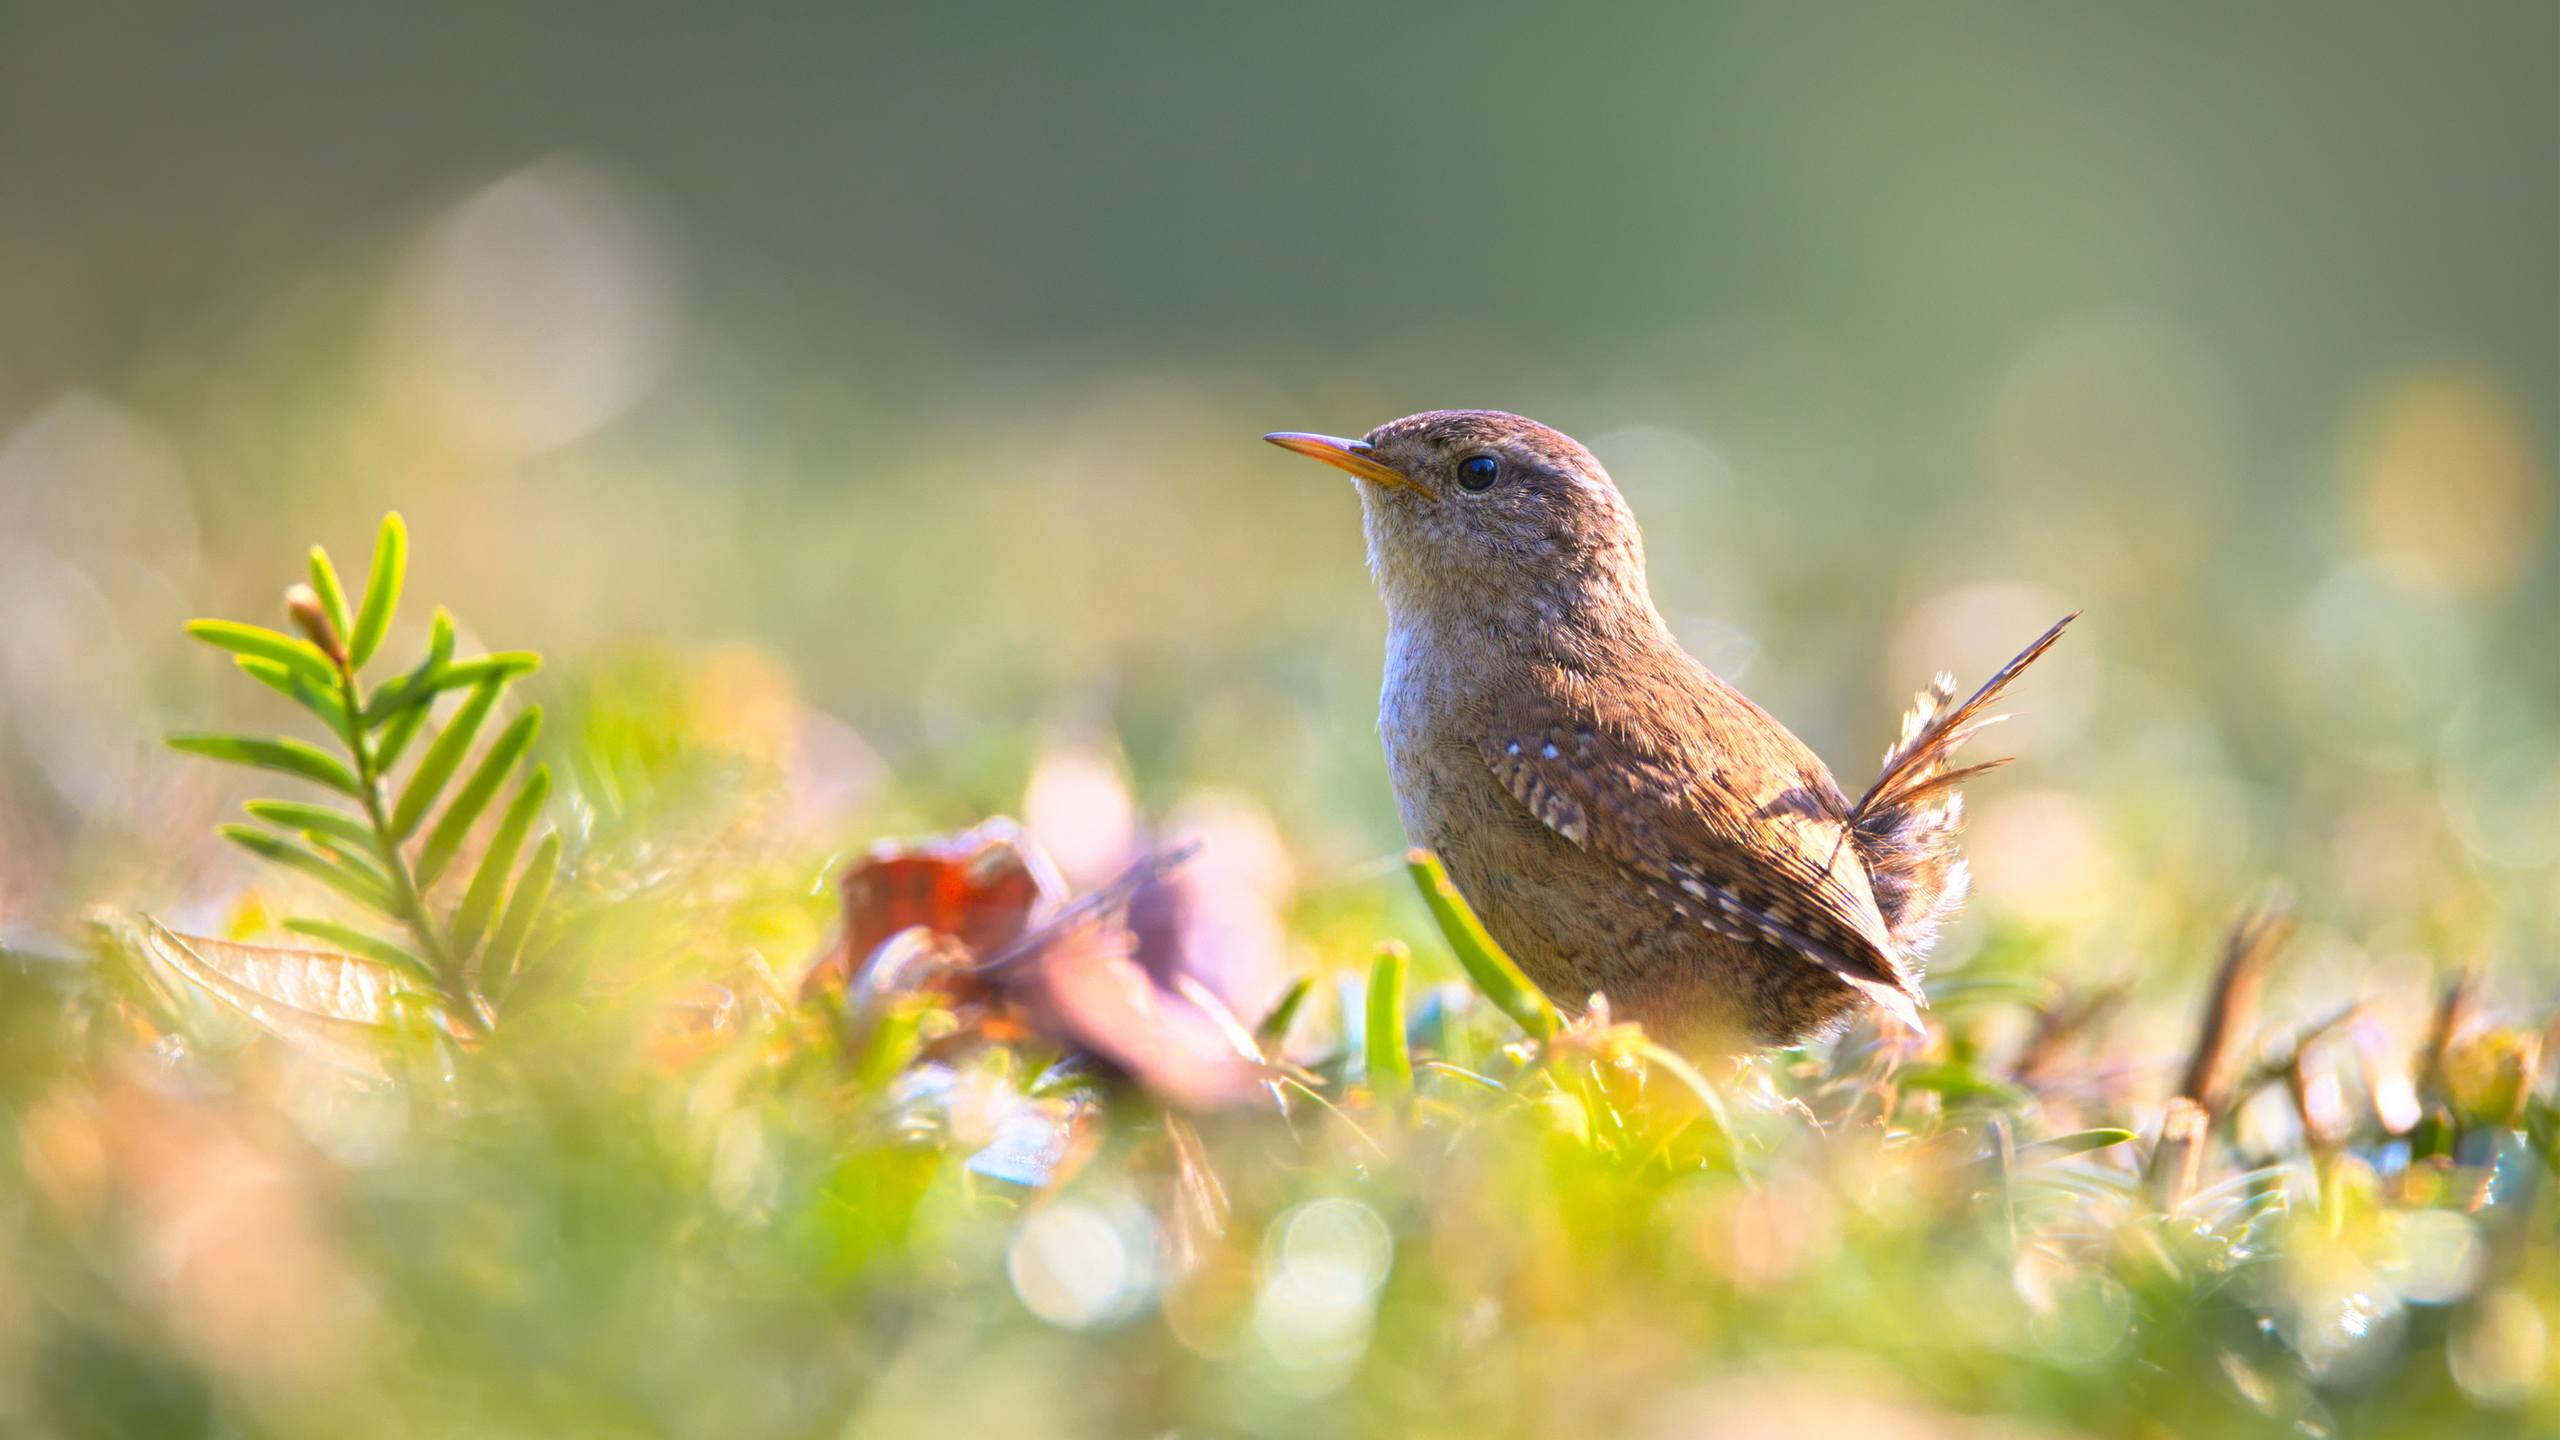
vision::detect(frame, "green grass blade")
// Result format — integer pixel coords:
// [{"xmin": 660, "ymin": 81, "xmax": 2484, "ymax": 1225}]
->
[
  {"xmin": 1255, "ymin": 975, "xmax": 1314, "ymax": 1048},
  {"xmin": 170, "ymin": 733, "xmax": 363, "ymax": 798},
  {"xmin": 370, "ymin": 612, "xmax": 460, "ymax": 767},
  {"xmin": 1895, "ymin": 1061, "xmax": 2032, "ymax": 1111},
  {"xmin": 365, "ymin": 652, "xmax": 540, "ymax": 725},
  {"xmin": 2019, "ymin": 1128, "xmax": 2140, "ymax": 1162},
  {"xmin": 363, "ymin": 606, "xmax": 460, "ymax": 725},
  {"xmin": 415, "ymin": 707, "xmax": 542, "ymax": 889},
  {"xmin": 185, "ymin": 620, "xmax": 336, "ymax": 686},
  {"xmin": 1630, "ymin": 1038, "xmax": 1751, "ymax": 1173},
  {"xmin": 306, "ymin": 545, "xmax": 353, "ymax": 638},
  {"xmin": 234, "ymin": 657, "xmax": 354, "ymax": 740},
  {"xmin": 364, "ymin": 668, "xmax": 437, "ymax": 728},
  {"xmin": 244, "ymin": 800, "xmax": 377, "ymax": 852},
  {"xmin": 448, "ymin": 766, "xmax": 549, "ymax": 961},
  {"xmin": 390, "ymin": 681, "xmax": 499, "ymax": 839},
  {"xmin": 374, "ymin": 694, "xmax": 431, "ymax": 772},
  {"xmin": 1366, "ymin": 941, "xmax": 1413, "ymax": 1100},
  {"xmin": 278, "ymin": 917, "xmax": 437, "ymax": 987},
  {"xmin": 219, "ymin": 824, "xmax": 394, "ymax": 912},
  {"xmin": 308, "ymin": 834, "xmax": 396, "ymax": 896},
  {"xmin": 436, "ymin": 653, "xmax": 541, "ymax": 688},
  {"xmin": 486, "ymin": 831, "xmax": 559, "ymax": 995},
  {"xmin": 347, "ymin": 512, "xmax": 406, "ymax": 670},
  {"xmin": 1406, "ymin": 849, "xmax": 1558, "ymax": 1041}
]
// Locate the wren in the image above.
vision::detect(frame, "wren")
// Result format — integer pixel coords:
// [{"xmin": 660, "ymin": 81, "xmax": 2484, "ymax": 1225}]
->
[{"xmin": 1267, "ymin": 410, "xmax": 2071, "ymax": 1049}]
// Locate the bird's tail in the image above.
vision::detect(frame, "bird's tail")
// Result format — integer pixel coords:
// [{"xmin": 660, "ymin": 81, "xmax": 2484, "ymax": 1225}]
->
[{"xmin": 1850, "ymin": 613, "xmax": 2077, "ymax": 961}]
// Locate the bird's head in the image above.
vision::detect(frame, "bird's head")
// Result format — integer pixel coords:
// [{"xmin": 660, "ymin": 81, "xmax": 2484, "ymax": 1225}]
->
[{"xmin": 1265, "ymin": 410, "xmax": 1652, "ymax": 635}]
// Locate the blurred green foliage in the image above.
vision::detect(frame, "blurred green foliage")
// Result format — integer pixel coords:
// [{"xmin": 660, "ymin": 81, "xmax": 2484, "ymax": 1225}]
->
[{"xmin": 0, "ymin": 4, "xmax": 2554, "ymax": 1437}]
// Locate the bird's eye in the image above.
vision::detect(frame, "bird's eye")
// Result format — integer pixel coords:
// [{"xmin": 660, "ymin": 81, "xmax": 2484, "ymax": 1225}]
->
[{"xmin": 1456, "ymin": 455, "xmax": 1501, "ymax": 492}]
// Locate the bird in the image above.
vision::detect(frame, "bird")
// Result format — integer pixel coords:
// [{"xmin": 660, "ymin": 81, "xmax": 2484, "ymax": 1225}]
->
[{"xmin": 1265, "ymin": 410, "xmax": 2072, "ymax": 1050}]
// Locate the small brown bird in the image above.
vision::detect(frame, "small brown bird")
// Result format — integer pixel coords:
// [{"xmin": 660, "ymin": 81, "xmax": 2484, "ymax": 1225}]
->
[{"xmin": 1267, "ymin": 410, "xmax": 2071, "ymax": 1049}]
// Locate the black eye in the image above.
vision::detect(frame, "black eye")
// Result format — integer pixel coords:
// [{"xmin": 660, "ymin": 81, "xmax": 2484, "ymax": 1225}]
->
[{"xmin": 1456, "ymin": 455, "xmax": 1501, "ymax": 492}]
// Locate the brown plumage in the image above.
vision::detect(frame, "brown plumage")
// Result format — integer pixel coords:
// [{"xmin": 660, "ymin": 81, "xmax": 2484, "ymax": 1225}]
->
[{"xmin": 1267, "ymin": 410, "xmax": 2072, "ymax": 1049}]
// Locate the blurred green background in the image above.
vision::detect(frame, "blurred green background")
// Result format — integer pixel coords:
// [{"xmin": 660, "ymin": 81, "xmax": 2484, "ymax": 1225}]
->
[
  {"xmin": 3, "ymin": 8, "xmax": 2558, "ymax": 1439},
  {"xmin": 3, "ymin": 1, "xmax": 2554, "ymax": 1003}
]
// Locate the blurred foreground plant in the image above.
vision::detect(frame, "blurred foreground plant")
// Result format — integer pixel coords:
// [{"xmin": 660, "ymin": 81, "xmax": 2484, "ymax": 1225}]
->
[
  {"xmin": 164, "ymin": 513, "xmax": 554, "ymax": 1036},
  {"xmin": 21, "ymin": 554, "xmax": 2548, "ymax": 1438}
]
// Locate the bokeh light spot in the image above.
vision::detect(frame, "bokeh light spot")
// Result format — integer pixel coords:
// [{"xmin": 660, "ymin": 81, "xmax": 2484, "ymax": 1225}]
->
[
  {"xmin": 382, "ymin": 157, "xmax": 682, "ymax": 457},
  {"xmin": 1008, "ymin": 1201, "xmax": 1147, "ymax": 1330},
  {"xmin": 2346, "ymin": 368, "xmax": 2548, "ymax": 600},
  {"xmin": 1252, "ymin": 1197, "xmax": 1393, "ymax": 1390}
]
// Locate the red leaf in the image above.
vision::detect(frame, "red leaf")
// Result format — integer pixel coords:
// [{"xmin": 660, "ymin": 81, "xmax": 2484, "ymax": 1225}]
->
[{"xmin": 802, "ymin": 817, "xmax": 1065, "ymax": 998}]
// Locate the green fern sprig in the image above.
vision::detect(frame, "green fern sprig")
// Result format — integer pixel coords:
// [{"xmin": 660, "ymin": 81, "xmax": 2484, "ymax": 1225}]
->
[{"xmin": 168, "ymin": 513, "xmax": 556, "ymax": 1035}]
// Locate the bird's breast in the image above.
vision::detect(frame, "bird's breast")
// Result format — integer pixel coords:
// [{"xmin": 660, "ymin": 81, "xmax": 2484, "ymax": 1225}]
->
[
  {"xmin": 1377, "ymin": 623, "xmax": 1454, "ymax": 842},
  {"xmin": 1376, "ymin": 624, "xmax": 1542, "ymax": 861}
]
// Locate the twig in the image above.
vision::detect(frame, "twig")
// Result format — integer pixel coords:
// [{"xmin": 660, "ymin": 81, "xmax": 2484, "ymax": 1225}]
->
[
  {"xmin": 2410, "ymin": 960, "xmax": 2486, "ymax": 1160},
  {"xmin": 2012, "ymin": 983, "xmax": 2127, "ymax": 1087},
  {"xmin": 2417, "ymin": 959, "xmax": 2484, "ymax": 1104},
  {"xmin": 2149, "ymin": 1096, "xmax": 2210, "ymax": 1208},
  {"xmin": 2234, "ymin": 1000, "xmax": 2369, "ymax": 1109},
  {"xmin": 2175, "ymin": 894, "xmax": 2295, "ymax": 1117}
]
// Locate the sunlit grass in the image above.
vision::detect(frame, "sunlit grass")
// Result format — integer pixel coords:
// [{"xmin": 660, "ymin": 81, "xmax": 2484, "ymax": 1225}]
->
[{"xmin": 5, "ymin": 620, "xmax": 2553, "ymax": 1438}]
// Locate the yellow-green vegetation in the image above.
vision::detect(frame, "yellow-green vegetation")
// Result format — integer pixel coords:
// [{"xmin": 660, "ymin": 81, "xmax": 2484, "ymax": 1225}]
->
[{"xmin": 0, "ymin": 516, "xmax": 2548, "ymax": 1440}]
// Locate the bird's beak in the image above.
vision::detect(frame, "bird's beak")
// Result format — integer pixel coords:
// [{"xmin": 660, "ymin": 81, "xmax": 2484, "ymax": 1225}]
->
[{"xmin": 1263, "ymin": 432, "xmax": 1430, "ymax": 496}]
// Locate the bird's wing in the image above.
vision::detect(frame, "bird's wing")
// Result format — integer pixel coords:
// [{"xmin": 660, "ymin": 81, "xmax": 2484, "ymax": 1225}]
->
[{"xmin": 1478, "ymin": 674, "xmax": 1925, "ymax": 1031}]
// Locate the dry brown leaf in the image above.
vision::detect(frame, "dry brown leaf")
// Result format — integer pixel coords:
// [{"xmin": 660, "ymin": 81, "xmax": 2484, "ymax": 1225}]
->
[{"xmin": 133, "ymin": 917, "xmax": 434, "ymax": 1081}]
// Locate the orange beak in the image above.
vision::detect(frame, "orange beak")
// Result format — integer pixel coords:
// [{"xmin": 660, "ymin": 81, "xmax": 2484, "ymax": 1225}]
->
[{"xmin": 1263, "ymin": 431, "xmax": 1430, "ymax": 496}]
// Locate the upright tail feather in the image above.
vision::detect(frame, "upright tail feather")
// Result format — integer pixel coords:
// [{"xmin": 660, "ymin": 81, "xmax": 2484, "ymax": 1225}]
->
[{"xmin": 1851, "ymin": 613, "xmax": 2076, "ymax": 960}]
